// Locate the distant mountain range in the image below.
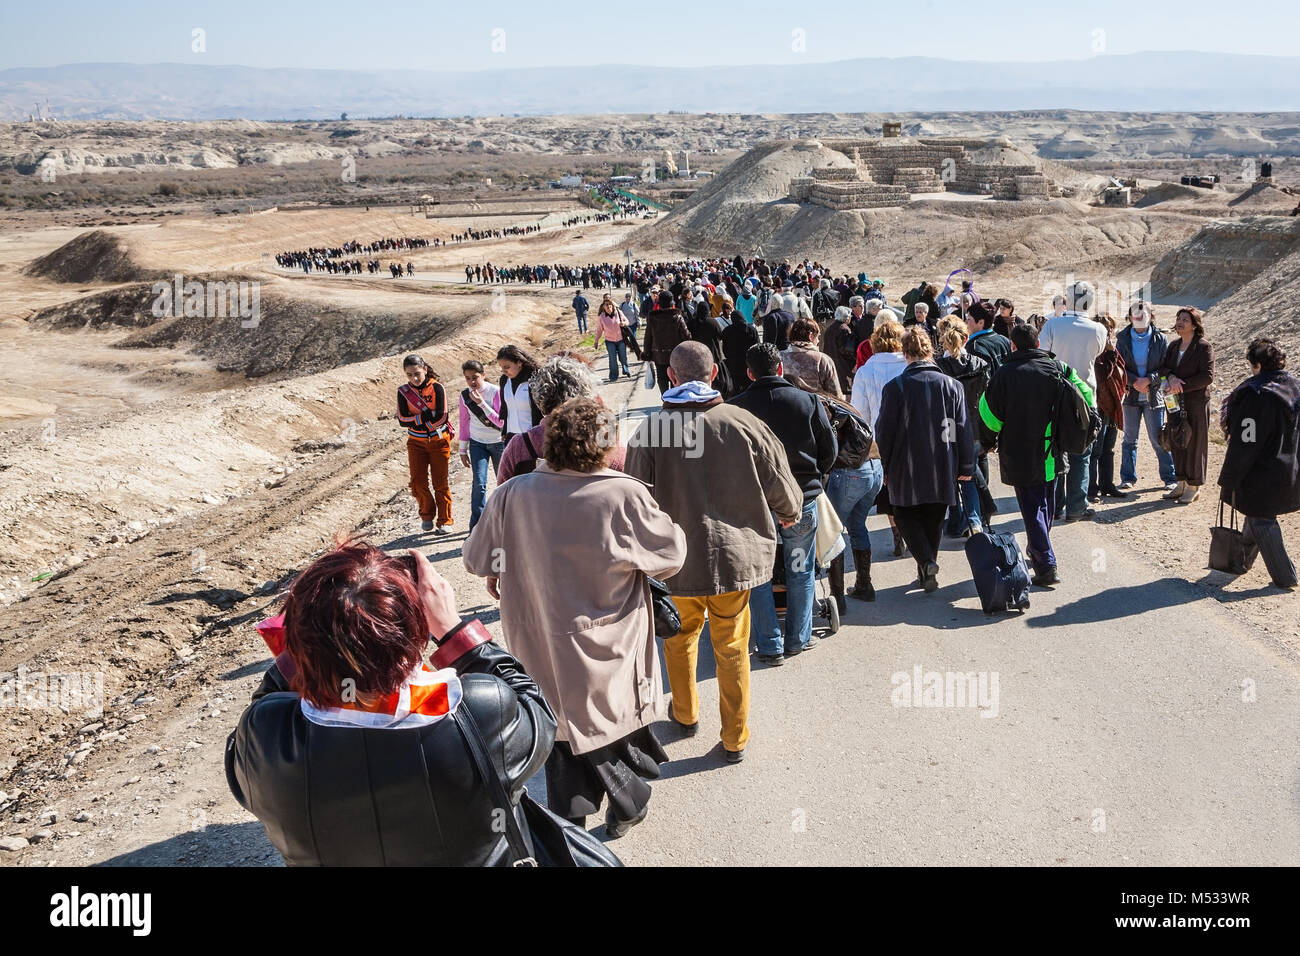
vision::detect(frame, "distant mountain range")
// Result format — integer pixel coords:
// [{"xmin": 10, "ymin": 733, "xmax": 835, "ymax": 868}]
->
[{"xmin": 3, "ymin": 54, "xmax": 1300, "ymax": 120}]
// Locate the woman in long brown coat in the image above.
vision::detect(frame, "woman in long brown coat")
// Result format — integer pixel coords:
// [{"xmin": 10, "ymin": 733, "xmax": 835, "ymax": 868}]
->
[
  {"xmin": 1158, "ymin": 306, "xmax": 1215, "ymax": 504},
  {"xmin": 463, "ymin": 397, "xmax": 686, "ymax": 838}
]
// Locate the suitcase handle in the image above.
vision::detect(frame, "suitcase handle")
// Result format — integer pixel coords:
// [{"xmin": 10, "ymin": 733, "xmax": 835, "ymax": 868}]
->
[{"xmin": 1217, "ymin": 496, "xmax": 1239, "ymax": 533}]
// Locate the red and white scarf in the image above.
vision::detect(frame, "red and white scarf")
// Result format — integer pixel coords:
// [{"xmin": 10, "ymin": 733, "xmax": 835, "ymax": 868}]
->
[
  {"xmin": 255, "ymin": 614, "xmax": 461, "ymax": 729},
  {"xmin": 301, "ymin": 661, "xmax": 462, "ymax": 729}
]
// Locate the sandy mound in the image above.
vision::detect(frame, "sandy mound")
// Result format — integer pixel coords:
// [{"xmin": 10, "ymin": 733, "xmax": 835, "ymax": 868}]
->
[
  {"xmin": 1135, "ymin": 182, "xmax": 1213, "ymax": 207},
  {"xmin": 648, "ymin": 140, "xmax": 855, "ymax": 247},
  {"xmin": 1228, "ymin": 181, "xmax": 1299, "ymax": 211},
  {"xmin": 1205, "ymin": 246, "xmax": 1300, "ymax": 378},
  {"xmin": 1150, "ymin": 216, "xmax": 1300, "ymax": 304},
  {"xmin": 22, "ymin": 229, "xmax": 159, "ymax": 284}
]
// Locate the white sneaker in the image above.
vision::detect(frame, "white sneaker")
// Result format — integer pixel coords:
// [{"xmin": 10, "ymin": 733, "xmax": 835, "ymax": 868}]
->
[
  {"xmin": 1118, "ymin": 481, "xmax": 1135, "ymax": 491},
  {"xmin": 1164, "ymin": 481, "xmax": 1181, "ymax": 493}
]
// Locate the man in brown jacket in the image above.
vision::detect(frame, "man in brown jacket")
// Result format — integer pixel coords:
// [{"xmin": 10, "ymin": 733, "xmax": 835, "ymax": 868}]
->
[{"xmin": 624, "ymin": 342, "xmax": 803, "ymax": 764}]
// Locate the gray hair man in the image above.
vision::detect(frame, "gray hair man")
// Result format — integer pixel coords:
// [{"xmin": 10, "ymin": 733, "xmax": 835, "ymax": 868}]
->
[
  {"xmin": 1040, "ymin": 279, "xmax": 1106, "ymax": 522},
  {"xmin": 624, "ymin": 341, "xmax": 801, "ymax": 765}
]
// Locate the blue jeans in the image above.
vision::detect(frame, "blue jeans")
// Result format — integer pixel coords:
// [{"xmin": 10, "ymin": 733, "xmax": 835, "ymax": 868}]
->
[
  {"xmin": 576, "ymin": 313, "xmax": 587, "ymax": 333},
  {"xmin": 1121, "ymin": 402, "xmax": 1176, "ymax": 485},
  {"xmin": 468, "ymin": 439, "xmax": 504, "ymax": 530},
  {"xmin": 1065, "ymin": 441, "xmax": 1094, "ymax": 517},
  {"xmin": 605, "ymin": 339, "xmax": 629, "ymax": 380},
  {"xmin": 749, "ymin": 500, "xmax": 818, "ymax": 655},
  {"xmin": 826, "ymin": 459, "xmax": 882, "ymax": 552}
]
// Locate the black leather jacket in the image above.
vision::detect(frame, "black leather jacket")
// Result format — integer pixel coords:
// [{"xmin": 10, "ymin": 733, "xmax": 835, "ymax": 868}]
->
[{"xmin": 225, "ymin": 621, "xmax": 556, "ymax": 866}]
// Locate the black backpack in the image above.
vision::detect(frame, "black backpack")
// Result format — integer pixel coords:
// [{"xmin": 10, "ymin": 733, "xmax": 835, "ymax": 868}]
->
[
  {"xmin": 836, "ymin": 324, "xmax": 859, "ymax": 367},
  {"xmin": 821, "ymin": 397, "xmax": 874, "ymax": 470},
  {"xmin": 1049, "ymin": 363, "xmax": 1102, "ymax": 456},
  {"xmin": 813, "ymin": 289, "xmax": 838, "ymax": 319}
]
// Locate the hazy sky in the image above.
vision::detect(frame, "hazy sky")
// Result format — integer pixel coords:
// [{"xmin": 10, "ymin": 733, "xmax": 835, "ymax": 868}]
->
[{"xmin": 2, "ymin": 0, "xmax": 1298, "ymax": 70}]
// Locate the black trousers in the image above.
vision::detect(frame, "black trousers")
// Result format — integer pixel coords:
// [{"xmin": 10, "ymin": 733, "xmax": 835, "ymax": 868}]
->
[
  {"xmin": 1243, "ymin": 516, "xmax": 1299, "ymax": 588},
  {"xmin": 654, "ymin": 362, "xmax": 672, "ymax": 394},
  {"xmin": 976, "ymin": 450, "xmax": 997, "ymax": 518},
  {"xmin": 893, "ymin": 502, "xmax": 948, "ymax": 571},
  {"xmin": 1089, "ymin": 421, "xmax": 1119, "ymax": 496}
]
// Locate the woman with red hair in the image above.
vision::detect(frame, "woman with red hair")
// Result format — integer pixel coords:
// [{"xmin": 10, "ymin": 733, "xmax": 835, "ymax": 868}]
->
[{"xmin": 225, "ymin": 537, "xmax": 557, "ymax": 866}]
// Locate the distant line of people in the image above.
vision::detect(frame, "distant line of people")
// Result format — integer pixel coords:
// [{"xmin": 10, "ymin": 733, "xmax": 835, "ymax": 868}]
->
[{"xmin": 467, "ymin": 262, "xmax": 629, "ymax": 288}]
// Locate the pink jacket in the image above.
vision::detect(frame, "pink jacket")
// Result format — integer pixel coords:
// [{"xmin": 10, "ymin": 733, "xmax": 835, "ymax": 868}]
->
[{"xmin": 594, "ymin": 308, "xmax": 628, "ymax": 343}]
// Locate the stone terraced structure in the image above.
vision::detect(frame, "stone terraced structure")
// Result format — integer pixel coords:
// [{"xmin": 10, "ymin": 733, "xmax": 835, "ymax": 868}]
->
[{"xmin": 788, "ymin": 136, "xmax": 1062, "ymax": 210}]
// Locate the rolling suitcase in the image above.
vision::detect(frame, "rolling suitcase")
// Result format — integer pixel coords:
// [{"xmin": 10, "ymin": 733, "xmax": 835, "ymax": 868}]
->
[{"xmin": 964, "ymin": 530, "xmax": 1031, "ymax": 614}]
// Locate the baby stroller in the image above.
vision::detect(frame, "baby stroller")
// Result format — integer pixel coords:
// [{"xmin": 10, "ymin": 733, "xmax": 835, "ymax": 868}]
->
[{"xmin": 771, "ymin": 528, "xmax": 842, "ymax": 636}]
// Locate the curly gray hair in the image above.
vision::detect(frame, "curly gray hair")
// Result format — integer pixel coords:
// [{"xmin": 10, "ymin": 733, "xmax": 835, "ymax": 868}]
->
[{"xmin": 530, "ymin": 356, "xmax": 599, "ymax": 415}]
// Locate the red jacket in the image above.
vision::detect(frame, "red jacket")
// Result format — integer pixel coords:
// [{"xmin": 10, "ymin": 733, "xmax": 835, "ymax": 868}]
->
[{"xmin": 1094, "ymin": 346, "xmax": 1126, "ymax": 427}]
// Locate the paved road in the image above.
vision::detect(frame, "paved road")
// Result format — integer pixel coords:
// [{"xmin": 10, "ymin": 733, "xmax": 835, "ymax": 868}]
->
[{"xmin": 569, "ymin": 365, "xmax": 1300, "ymax": 866}]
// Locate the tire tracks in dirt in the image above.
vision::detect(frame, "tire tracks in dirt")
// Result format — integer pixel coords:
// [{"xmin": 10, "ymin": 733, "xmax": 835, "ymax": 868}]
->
[{"xmin": 0, "ymin": 427, "xmax": 404, "ymax": 673}]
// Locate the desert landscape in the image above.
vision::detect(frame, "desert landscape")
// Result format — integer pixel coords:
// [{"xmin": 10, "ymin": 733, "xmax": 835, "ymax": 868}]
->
[{"xmin": 3, "ymin": 108, "xmax": 1300, "ymax": 867}]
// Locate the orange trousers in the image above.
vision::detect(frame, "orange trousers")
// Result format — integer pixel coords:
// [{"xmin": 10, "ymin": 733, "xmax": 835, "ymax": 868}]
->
[
  {"xmin": 406, "ymin": 434, "xmax": 453, "ymax": 525},
  {"xmin": 666, "ymin": 590, "xmax": 752, "ymax": 753}
]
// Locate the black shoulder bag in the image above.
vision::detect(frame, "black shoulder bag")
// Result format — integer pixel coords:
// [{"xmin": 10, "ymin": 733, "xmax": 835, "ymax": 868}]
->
[
  {"xmin": 1209, "ymin": 498, "xmax": 1256, "ymax": 575},
  {"xmin": 451, "ymin": 705, "xmax": 623, "ymax": 867},
  {"xmin": 647, "ymin": 575, "xmax": 681, "ymax": 638},
  {"xmin": 462, "ymin": 388, "xmax": 494, "ymax": 428}
]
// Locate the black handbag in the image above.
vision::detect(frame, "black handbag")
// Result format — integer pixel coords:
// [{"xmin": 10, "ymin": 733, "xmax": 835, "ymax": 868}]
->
[
  {"xmin": 821, "ymin": 396, "xmax": 874, "ymax": 469},
  {"xmin": 1209, "ymin": 500, "xmax": 1255, "ymax": 575},
  {"xmin": 451, "ymin": 705, "xmax": 623, "ymax": 867},
  {"xmin": 647, "ymin": 575, "xmax": 681, "ymax": 638},
  {"xmin": 1160, "ymin": 407, "xmax": 1192, "ymax": 453},
  {"xmin": 620, "ymin": 325, "xmax": 644, "ymax": 361}
]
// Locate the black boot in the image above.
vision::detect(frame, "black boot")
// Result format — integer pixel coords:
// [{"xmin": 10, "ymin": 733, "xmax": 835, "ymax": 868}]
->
[
  {"xmin": 891, "ymin": 526, "xmax": 905, "ymax": 557},
  {"xmin": 828, "ymin": 554, "xmax": 847, "ymax": 615},
  {"xmin": 850, "ymin": 549, "xmax": 875, "ymax": 601}
]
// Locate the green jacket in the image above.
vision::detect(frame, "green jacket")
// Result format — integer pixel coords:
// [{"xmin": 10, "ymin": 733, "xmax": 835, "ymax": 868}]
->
[{"xmin": 977, "ymin": 349, "xmax": 1094, "ymax": 486}]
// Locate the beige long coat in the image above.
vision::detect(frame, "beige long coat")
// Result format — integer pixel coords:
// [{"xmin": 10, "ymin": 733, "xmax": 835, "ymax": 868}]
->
[{"xmin": 463, "ymin": 464, "xmax": 686, "ymax": 754}]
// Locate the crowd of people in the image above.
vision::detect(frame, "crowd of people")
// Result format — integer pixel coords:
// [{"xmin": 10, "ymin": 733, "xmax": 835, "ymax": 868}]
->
[
  {"xmin": 591, "ymin": 183, "xmax": 655, "ymax": 217},
  {"xmin": 276, "ymin": 236, "xmax": 430, "ymax": 275},
  {"xmin": 466, "ymin": 261, "xmax": 631, "ymax": 288},
  {"xmin": 448, "ymin": 224, "xmax": 543, "ymax": 242},
  {"xmin": 225, "ymin": 251, "xmax": 1300, "ymax": 868}
]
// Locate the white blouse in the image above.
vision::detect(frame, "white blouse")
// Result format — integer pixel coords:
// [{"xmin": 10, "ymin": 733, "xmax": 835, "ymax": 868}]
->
[{"xmin": 503, "ymin": 378, "xmax": 533, "ymax": 434}]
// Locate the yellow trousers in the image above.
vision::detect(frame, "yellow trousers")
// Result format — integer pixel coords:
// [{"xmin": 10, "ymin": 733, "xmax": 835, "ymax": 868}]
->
[{"xmin": 665, "ymin": 590, "xmax": 751, "ymax": 753}]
